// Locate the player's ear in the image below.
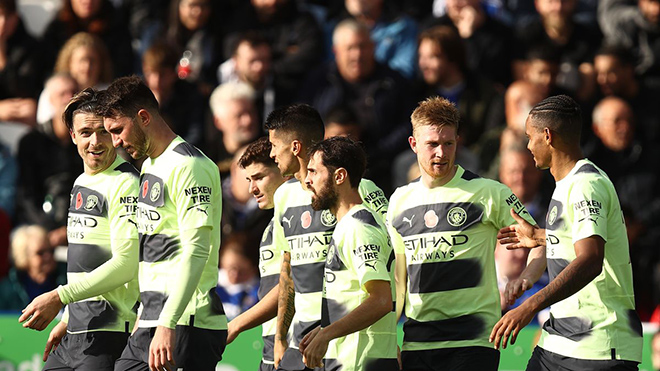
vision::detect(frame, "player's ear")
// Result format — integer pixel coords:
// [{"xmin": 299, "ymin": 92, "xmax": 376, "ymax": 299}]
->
[
  {"xmin": 408, "ymin": 135, "xmax": 417, "ymax": 153},
  {"xmin": 137, "ymin": 109, "xmax": 151, "ymax": 127},
  {"xmin": 335, "ymin": 168, "xmax": 347, "ymax": 185},
  {"xmin": 291, "ymin": 140, "xmax": 301, "ymax": 156},
  {"xmin": 543, "ymin": 127, "xmax": 552, "ymax": 144},
  {"xmin": 70, "ymin": 129, "xmax": 76, "ymax": 145}
]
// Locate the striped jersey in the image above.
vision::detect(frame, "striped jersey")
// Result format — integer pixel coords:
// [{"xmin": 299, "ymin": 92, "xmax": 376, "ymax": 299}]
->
[
  {"xmin": 538, "ymin": 159, "xmax": 642, "ymax": 362},
  {"xmin": 272, "ymin": 178, "xmax": 388, "ymax": 349},
  {"xmin": 387, "ymin": 166, "xmax": 535, "ymax": 351},
  {"xmin": 136, "ymin": 136, "xmax": 227, "ymax": 330},
  {"xmin": 322, "ymin": 205, "xmax": 398, "ymax": 371},
  {"xmin": 61, "ymin": 155, "xmax": 139, "ymax": 333},
  {"xmin": 258, "ymin": 218, "xmax": 280, "ymax": 364}
]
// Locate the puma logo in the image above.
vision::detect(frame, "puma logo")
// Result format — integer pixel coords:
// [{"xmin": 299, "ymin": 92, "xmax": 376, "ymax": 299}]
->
[
  {"xmin": 578, "ymin": 216, "xmax": 598, "ymax": 226},
  {"xmin": 282, "ymin": 215, "xmax": 293, "ymax": 229},
  {"xmin": 402, "ymin": 215, "xmax": 415, "ymax": 227},
  {"xmin": 196, "ymin": 207, "xmax": 208, "ymax": 216},
  {"xmin": 364, "ymin": 261, "xmax": 377, "ymax": 271},
  {"xmin": 128, "ymin": 219, "xmax": 138, "ymax": 228}
]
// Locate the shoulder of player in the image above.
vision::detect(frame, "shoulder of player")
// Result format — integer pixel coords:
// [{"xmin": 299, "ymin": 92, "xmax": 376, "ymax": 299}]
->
[
  {"xmin": 274, "ymin": 178, "xmax": 299, "ymax": 201},
  {"xmin": 389, "ymin": 178, "xmax": 421, "ymax": 203}
]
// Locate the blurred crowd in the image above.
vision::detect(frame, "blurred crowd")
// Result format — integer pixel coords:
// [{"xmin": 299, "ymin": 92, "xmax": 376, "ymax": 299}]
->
[{"xmin": 1, "ymin": 0, "xmax": 660, "ymax": 323}]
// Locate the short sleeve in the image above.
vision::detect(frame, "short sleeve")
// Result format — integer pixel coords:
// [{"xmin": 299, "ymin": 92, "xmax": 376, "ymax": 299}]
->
[
  {"xmin": 492, "ymin": 183, "xmax": 536, "ymax": 229},
  {"xmin": 569, "ymin": 178, "xmax": 610, "ymax": 244},
  {"xmin": 272, "ymin": 187, "xmax": 290, "ymax": 253},
  {"xmin": 171, "ymin": 160, "xmax": 219, "ymax": 231},
  {"xmin": 386, "ymin": 193, "xmax": 406, "ymax": 255},
  {"xmin": 345, "ymin": 223, "xmax": 392, "ymax": 289},
  {"xmin": 109, "ymin": 173, "xmax": 139, "ymax": 241}
]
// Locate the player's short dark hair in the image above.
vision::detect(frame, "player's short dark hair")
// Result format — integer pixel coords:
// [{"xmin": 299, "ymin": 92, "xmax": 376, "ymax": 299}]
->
[
  {"xmin": 595, "ymin": 44, "xmax": 637, "ymax": 67},
  {"xmin": 264, "ymin": 103, "xmax": 325, "ymax": 146},
  {"xmin": 238, "ymin": 137, "xmax": 276, "ymax": 169},
  {"xmin": 308, "ymin": 136, "xmax": 366, "ymax": 188},
  {"xmin": 95, "ymin": 76, "xmax": 160, "ymax": 118},
  {"xmin": 63, "ymin": 87, "xmax": 100, "ymax": 130},
  {"xmin": 528, "ymin": 95, "xmax": 582, "ymax": 144},
  {"xmin": 232, "ymin": 31, "xmax": 270, "ymax": 55}
]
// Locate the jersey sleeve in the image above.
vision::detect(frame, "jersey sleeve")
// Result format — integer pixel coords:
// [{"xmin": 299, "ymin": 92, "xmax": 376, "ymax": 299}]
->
[
  {"xmin": 157, "ymin": 160, "xmax": 218, "ymax": 328},
  {"xmin": 386, "ymin": 192, "xmax": 406, "ymax": 255},
  {"xmin": 345, "ymin": 223, "xmax": 392, "ymax": 289},
  {"xmin": 491, "ymin": 182, "xmax": 536, "ymax": 229},
  {"xmin": 272, "ymin": 186, "xmax": 290, "ymax": 253},
  {"xmin": 568, "ymin": 177, "xmax": 611, "ymax": 244},
  {"xmin": 359, "ymin": 179, "xmax": 389, "ymax": 218},
  {"xmin": 57, "ymin": 173, "xmax": 139, "ymax": 304}
]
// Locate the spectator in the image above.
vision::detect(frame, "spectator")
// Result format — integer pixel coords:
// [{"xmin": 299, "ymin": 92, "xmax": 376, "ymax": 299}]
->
[
  {"xmin": 216, "ymin": 232, "xmax": 260, "ymax": 321},
  {"xmin": 0, "ymin": 225, "xmax": 66, "ymax": 310},
  {"xmin": 142, "ymin": 41, "xmax": 205, "ymax": 148},
  {"xmin": 299, "ymin": 18, "xmax": 413, "ymax": 193},
  {"xmin": 415, "ymin": 25, "xmax": 503, "ymax": 149},
  {"xmin": 218, "ymin": 31, "xmax": 289, "ymax": 123},
  {"xmin": 15, "ymin": 74, "xmax": 81, "ymax": 247},
  {"xmin": 327, "ymin": 0, "xmax": 419, "ymax": 78},
  {"xmin": 514, "ymin": 0, "xmax": 601, "ymax": 99},
  {"xmin": 224, "ymin": 0, "xmax": 324, "ymax": 95},
  {"xmin": 587, "ymin": 96, "xmax": 660, "ymax": 318},
  {"xmin": 593, "ymin": 44, "xmax": 660, "ymax": 144},
  {"xmin": 599, "ymin": 0, "xmax": 660, "ymax": 83},
  {"xmin": 207, "ymin": 81, "xmax": 260, "ymax": 177},
  {"xmin": 42, "ymin": 0, "xmax": 134, "ymax": 78},
  {"xmin": 54, "ymin": 32, "xmax": 112, "ymax": 90},
  {"xmin": 323, "ymin": 105, "xmax": 362, "ymax": 141},
  {"xmin": 0, "ymin": 0, "xmax": 40, "ymax": 127},
  {"xmin": 424, "ymin": 0, "xmax": 514, "ymax": 87},
  {"xmin": 522, "ymin": 45, "xmax": 570, "ymax": 98},
  {"xmin": 164, "ymin": 0, "xmax": 223, "ymax": 96}
]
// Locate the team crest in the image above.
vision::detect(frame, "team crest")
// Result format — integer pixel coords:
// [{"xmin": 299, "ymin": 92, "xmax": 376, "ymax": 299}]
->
[
  {"xmin": 84, "ymin": 195, "xmax": 98, "ymax": 211},
  {"xmin": 548, "ymin": 206, "xmax": 558, "ymax": 226},
  {"xmin": 424, "ymin": 210, "xmax": 439, "ymax": 228},
  {"xmin": 301, "ymin": 210, "xmax": 312, "ymax": 229},
  {"xmin": 321, "ymin": 210, "xmax": 337, "ymax": 227},
  {"xmin": 75, "ymin": 192, "xmax": 83, "ymax": 210},
  {"xmin": 447, "ymin": 207, "xmax": 467, "ymax": 227},
  {"xmin": 150, "ymin": 182, "xmax": 161, "ymax": 202},
  {"xmin": 142, "ymin": 180, "xmax": 149, "ymax": 198}
]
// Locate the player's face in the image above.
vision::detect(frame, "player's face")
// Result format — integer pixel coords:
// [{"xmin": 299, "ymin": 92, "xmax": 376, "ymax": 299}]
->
[
  {"xmin": 244, "ymin": 163, "xmax": 285, "ymax": 210},
  {"xmin": 525, "ymin": 117, "xmax": 551, "ymax": 170},
  {"xmin": 104, "ymin": 115, "xmax": 148, "ymax": 159},
  {"xmin": 306, "ymin": 152, "xmax": 338, "ymax": 211},
  {"xmin": 268, "ymin": 129, "xmax": 298, "ymax": 176},
  {"xmin": 410, "ymin": 124, "xmax": 457, "ymax": 183},
  {"xmin": 71, "ymin": 112, "xmax": 115, "ymax": 175}
]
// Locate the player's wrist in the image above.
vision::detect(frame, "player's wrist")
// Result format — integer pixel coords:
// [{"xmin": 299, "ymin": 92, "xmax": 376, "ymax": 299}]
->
[{"xmin": 55, "ymin": 286, "xmax": 68, "ymax": 305}]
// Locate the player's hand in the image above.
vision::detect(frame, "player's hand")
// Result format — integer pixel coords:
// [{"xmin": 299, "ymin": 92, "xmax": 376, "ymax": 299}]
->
[
  {"xmin": 505, "ymin": 277, "xmax": 531, "ymax": 306},
  {"xmin": 489, "ymin": 302, "xmax": 535, "ymax": 350},
  {"xmin": 498, "ymin": 209, "xmax": 540, "ymax": 249},
  {"xmin": 226, "ymin": 320, "xmax": 240, "ymax": 344},
  {"xmin": 19, "ymin": 290, "xmax": 63, "ymax": 330},
  {"xmin": 273, "ymin": 336, "xmax": 288, "ymax": 369},
  {"xmin": 301, "ymin": 326, "xmax": 326, "ymax": 369},
  {"xmin": 149, "ymin": 326, "xmax": 176, "ymax": 371},
  {"xmin": 43, "ymin": 320, "xmax": 66, "ymax": 361}
]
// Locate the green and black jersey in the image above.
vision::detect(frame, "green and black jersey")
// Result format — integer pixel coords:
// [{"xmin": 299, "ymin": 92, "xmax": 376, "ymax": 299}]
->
[
  {"xmin": 258, "ymin": 218, "xmax": 280, "ymax": 364},
  {"xmin": 538, "ymin": 159, "xmax": 642, "ymax": 362},
  {"xmin": 272, "ymin": 178, "xmax": 388, "ymax": 349},
  {"xmin": 136, "ymin": 136, "xmax": 227, "ymax": 330},
  {"xmin": 322, "ymin": 205, "xmax": 397, "ymax": 370},
  {"xmin": 387, "ymin": 166, "xmax": 535, "ymax": 352},
  {"xmin": 60, "ymin": 155, "xmax": 139, "ymax": 334}
]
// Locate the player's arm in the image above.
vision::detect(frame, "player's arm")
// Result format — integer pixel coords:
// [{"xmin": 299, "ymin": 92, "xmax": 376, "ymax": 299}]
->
[
  {"xmin": 491, "ymin": 236, "xmax": 604, "ymax": 349},
  {"xmin": 274, "ymin": 250, "xmax": 295, "ymax": 368},
  {"xmin": 498, "ymin": 209, "xmax": 546, "ymax": 249},
  {"xmin": 394, "ymin": 253, "xmax": 407, "ymax": 321},
  {"xmin": 228, "ymin": 284, "xmax": 279, "ymax": 344},
  {"xmin": 300, "ymin": 279, "xmax": 392, "ymax": 368},
  {"xmin": 20, "ymin": 176, "xmax": 139, "ymax": 330},
  {"xmin": 504, "ymin": 244, "xmax": 546, "ymax": 306}
]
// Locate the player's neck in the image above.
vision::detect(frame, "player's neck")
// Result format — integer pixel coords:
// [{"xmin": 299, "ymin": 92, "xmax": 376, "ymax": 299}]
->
[
  {"xmin": 294, "ymin": 155, "xmax": 310, "ymax": 189},
  {"xmin": 84, "ymin": 153, "xmax": 117, "ymax": 175},
  {"xmin": 147, "ymin": 121, "xmax": 177, "ymax": 159},
  {"xmin": 550, "ymin": 147, "xmax": 582, "ymax": 182},
  {"xmin": 334, "ymin": 189, "xmax": 363, "ymax": 222},
  {"xmin": 422, "ymin": 165, "xmax": 457, "ymax": 188}
]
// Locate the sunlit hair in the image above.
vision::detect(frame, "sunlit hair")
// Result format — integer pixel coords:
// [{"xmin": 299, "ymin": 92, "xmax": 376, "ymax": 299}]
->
[
  {"xmin": 411, "ymin": 96, "xmax": 460, "ymax": 136},
  {"xmin": 63, "ymin": 87, "xmax": 100, "ymax": 130},
  {"xmin": 528, "ymin": 95, "xmax": 582, "ymax": 144},
  {"xmin": 264, "ymin": 104, "xmax": 325, "ymax": 146},
  {"xmin": 209, "ymin": 81, "xmax": 255, "ymax": 118},
  {"xmin": 238, "ymin": 136, "xmax": 276, "ymax": 169},
  {"xmin": 10, "ymin": 225, "xmax": 48, "ymax": 270},
  {"xmin": 95, "ymin": 76, "xmax": 159, "ymax": 118}
]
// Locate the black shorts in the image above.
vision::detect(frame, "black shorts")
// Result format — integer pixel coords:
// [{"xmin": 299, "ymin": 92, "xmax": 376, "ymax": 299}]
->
[
  {"xmin": 526, "ymin": 346, "xmax": 639, "ymax": 371},
  {"xmin": 114, "ymin": 326, "xmax": 227, "ymax": 371},
  {"xmin": 276, "ymin": 347, "xmax": 323, "ymax": 371},
  {"xmin": 260, "ymin": 361, "xmax": 276, "ymax": 371},
  {"xmin": 401, "ymin": 346, "xmax": 500, "ymax": 371},
  {"xmin": 43, "ymin": 331, "xmax": 129, "ymax": 371}
]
